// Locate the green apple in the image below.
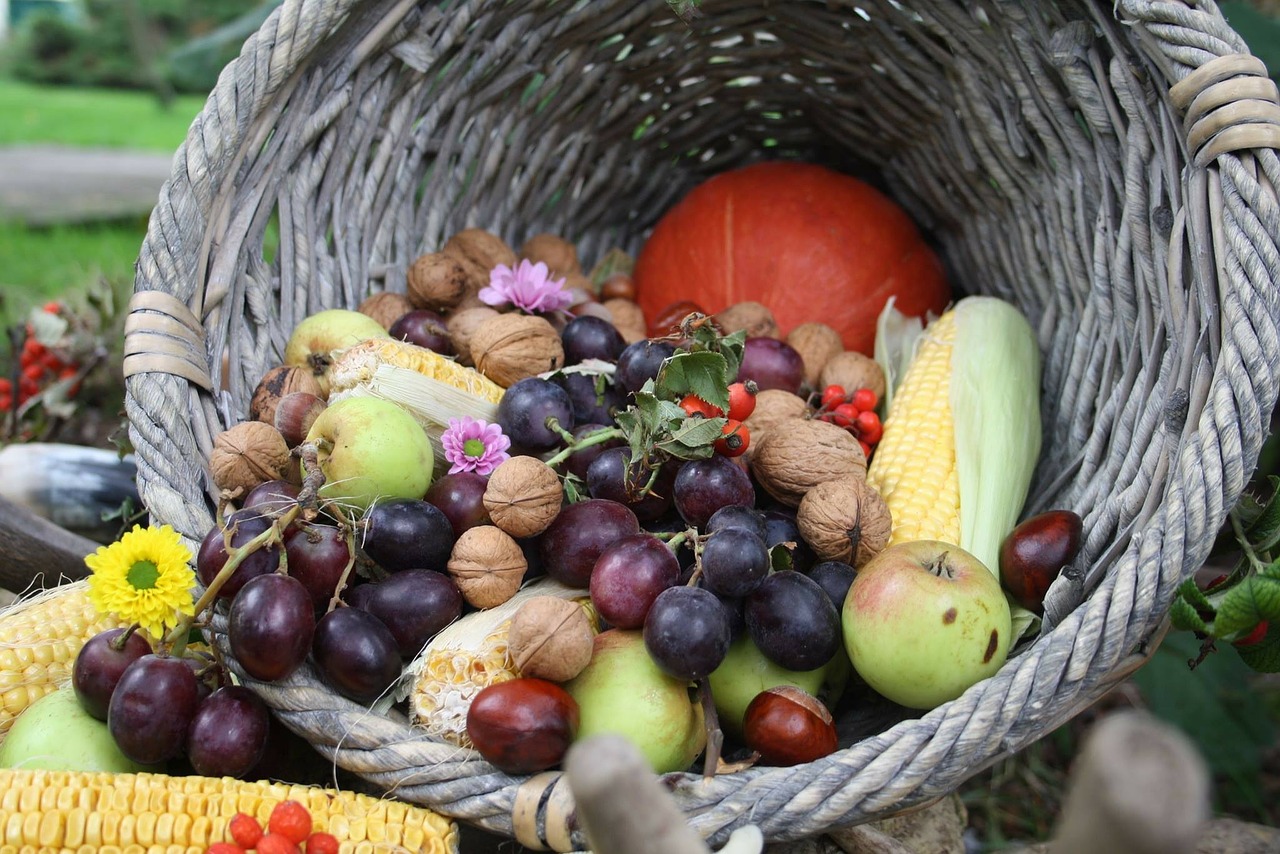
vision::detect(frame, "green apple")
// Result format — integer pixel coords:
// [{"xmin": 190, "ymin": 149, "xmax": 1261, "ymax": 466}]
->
[
  {"xmin": 0, "ymin": 686, "xmax": 147, "ymax": 772},
  {"xmin": 283, "ymin": 309, "xmax": 390, "ymax": 395},
  {"xmin": 708, "ymin": 634, "xmax": 831, "ymax": 739},
  {"xmin": 304, "ymin": 396, "xmax": 434, "ymax": 511},
  {"xmin": 564, "ymin": 629, "xmax": 705, "ymax": 773},
  {"xmin": 843, "ymin": 540, "xmax": 1011, "ymax": 710}
]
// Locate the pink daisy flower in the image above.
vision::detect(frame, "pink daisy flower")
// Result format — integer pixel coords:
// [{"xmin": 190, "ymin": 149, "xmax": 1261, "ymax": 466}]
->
[
  {"xmin": 479, "ymin": 259, "xmax": 574, "ymax": 314},
  {"xmin": 441, "ymin": 417, "xmax": 511, "ymax": 475}
]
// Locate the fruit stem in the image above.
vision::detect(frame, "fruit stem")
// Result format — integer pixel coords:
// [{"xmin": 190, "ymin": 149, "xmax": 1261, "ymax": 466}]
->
[
  {"xmin": 543, "ymin": 425, "xmax": 625, "ymax": 468},
  {"xmin": 324, "ymin": 506, "xmax": 360, "ymax": 614},
  {"xmin": 1229, "ymin": 510, "xmax": 1270, "ymax": 574},
  {"xmin": 108, "ymin": 622, "xmax": 142, "ymax": 652},
  {"xmin": 927, "ymin": 552, "xmax": 954, "ymax": 580},
  {"xmin": 698, "ymin": 678, "xmax": 723, "ymax": 779}
]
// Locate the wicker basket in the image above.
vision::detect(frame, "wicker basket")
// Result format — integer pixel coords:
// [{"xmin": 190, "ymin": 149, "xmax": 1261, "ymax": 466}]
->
[{"xmin": 124, "ymin": 0, "xmax": 1280, "ymax": 848}]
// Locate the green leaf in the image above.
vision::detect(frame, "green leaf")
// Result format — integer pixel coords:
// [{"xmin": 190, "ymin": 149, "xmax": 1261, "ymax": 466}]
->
[
  {"xmin": 1170, "ymin": 596, "xmax": 1209, "ymax": 634},
  {"xmin": 1215, "ymin": 575, "xmax": 1280, "ymax": 638},
  {"xmin": 1235, "ymin": 626, "xmax": 1280, "ymax": 673},
  {"xmin": 657, "ymin": 351, "xmax": 730, "ymax": 412},
  {"xmin": 1243, "ymin": 475, "xmax": 1280, "ymax": 552},
  {"xmin": 654, "ymin": 417, "xmax": 725, "ymax": 460},
  {"xmin": 769, "ymin": 543, "xmax": 794, "ymax": 573},
  {"xmin": 1176, "ymin": 577, "xmax": 1215, "ymax": 615}
]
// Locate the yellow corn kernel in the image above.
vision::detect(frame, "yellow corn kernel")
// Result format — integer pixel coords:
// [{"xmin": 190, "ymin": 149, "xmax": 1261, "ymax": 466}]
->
[
  {"xmin": 0, "ymin": 769, "xmax": 458, "ymax": 853},
  {"xmin": 0, "ymin": 582, "xmax": 126, "ymax": 737},
  {"xmin": 866, "ymin": 308, "xmax": 961, "ymax": 546},
  {"xmin": 328, "ymin": 338, "xmax": 504, "ymax": 403}
]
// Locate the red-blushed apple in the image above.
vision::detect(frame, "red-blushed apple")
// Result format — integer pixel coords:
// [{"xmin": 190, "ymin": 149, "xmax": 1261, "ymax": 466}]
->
[
  {"xmin": 563, "ymin": 629, "xmax": 705, "ymax": 773},
  {"xmin": 304, "ymin": 396, "xmax": 434, "ymax": 512},
  {"xmin": 283, "ymin": 309, "xmax": 390, "ymax": 395},
  {"xmin": 843, "ymin": 540, "xmax": 1011, "ymax": 710}
]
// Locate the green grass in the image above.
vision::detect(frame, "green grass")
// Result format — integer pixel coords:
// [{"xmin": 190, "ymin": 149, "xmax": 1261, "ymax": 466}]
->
[{"xmin": 0, "ymin": 78, "xmax": 205, "ymax": 150}]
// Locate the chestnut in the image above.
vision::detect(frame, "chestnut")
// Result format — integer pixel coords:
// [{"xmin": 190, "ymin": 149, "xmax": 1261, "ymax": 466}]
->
[
  {"xmin": 743, "ymin": 685, "xmax": 838, "ymax": 767},
  {"xmin": 466, "ymin": 677, "xmax": 580, "ymax": 774},
  {"xmin": 998, "ymin": 509, "xmax": 1084, "ymax": 614}
]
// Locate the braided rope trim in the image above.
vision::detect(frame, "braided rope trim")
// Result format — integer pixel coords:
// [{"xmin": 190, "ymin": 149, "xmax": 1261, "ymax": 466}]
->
[{"xmin": 128, "ymin": 0, "xmax": 1280, "ymax": 848}]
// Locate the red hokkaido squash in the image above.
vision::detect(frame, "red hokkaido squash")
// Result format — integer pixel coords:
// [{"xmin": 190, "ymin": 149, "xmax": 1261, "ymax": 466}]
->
[{"xmin": 633, "ymin": 162, "xmax": 951, "ymax": 354}]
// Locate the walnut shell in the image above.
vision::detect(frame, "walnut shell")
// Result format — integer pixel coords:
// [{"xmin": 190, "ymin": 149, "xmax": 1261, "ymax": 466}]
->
[
  {"xmin": 443, "ymin": 229, "xmax": 518, "ymax": 291},
  {"xmin": 471, "ymin": 313, "xmax": 565, "ymax": 387},
  {"xmin": 358, "ymin": 292, "xmax": 414, "ymax": 330},
  {"xmin": 210, "ymin": 421, "xmax": 295, "ymax": 495},
  {"xmin": 482, "ymin": 456, "xmax": 564, "ymax": 538},
  {"xmin": 787, "ymin": 322, "xmax": 845, "ymax": 387},
  {"xmin": 407, "ymin": 252, "xmax": 470, "ymax": 312},
  {"xmin": 796, "ymin": 478, "xmax": 891, "ymax": 566},
  {"xmin": 819, "ymin": 351, "xmax": 886, "ymax": 402},
  {"xmin": 520, "ymin": 234, "xmax": 581, "ymax": 278},
  {"xmin": 750, "ymin": 417, "xmax": 867, "ymax": 507},
  {"xmin": 507, "ymin": 596, "xmax": 594, "ymax": 682},
  {"xmin": 447, "ymin": 525, "xmax": 527, "ymax": 609},
  {"xmin": 250, "ymin": 366, "xmax": 325, "ymax": 424},
  {"xmin": 445, "ymin": 306, "xmax": 499, "ymax": 366},
  {"xmin": 602, "ymin": 298, "xmax": 646, "ymax": 344},
  {"xmin": 742, "ymin": 389, "xmax": 810, "ymax": 460},
  {"xmin": 716, "ymin": 301, "xmax": 779, "ymax": 339}
]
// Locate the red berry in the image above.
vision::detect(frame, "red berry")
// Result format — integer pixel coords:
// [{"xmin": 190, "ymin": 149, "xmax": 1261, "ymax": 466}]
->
[
  {"xmin": 1233, "ymin": 620, "xmax": 1269, "ymax": 648},
  {"xmin": 229, "ymin": 813, "xmax": 264, "ymax": 850},
  {"xmin": 19, "ymin": 377, "xmax": 39, "ymax": 397},
  {"xmin": 206, "ymin": 844, "xmax": 245, "ymax": 854},
  {"xmin": 255, "ymin": 833, "xmax": 301, "ymax": 854},
  {"xmin": 726, "ymin": 381, "xmax": 757, "ymax": 422},
  {"xmin": 305, "ymin": 833, "xmax": 340, "ymax": 854},
  {"xmin": 0, "ymin": 395, "xmax": 11, "ymax": 412},
  {"xmin": 851, "ymin": 388, "xmax": 877, "ymax": 412},
  {"xmin": 42, "ymin": 301, "xmax": 61, "ymax": 314},
  {"xmin": 820, "ymin": 385, "xmax": 846, "ymax": 410},
  {"xmin": 715, "ymin": 420, "xmax": 750, "ymax": 458},
  {"xmin": 679, "ymin": 394, "xmax": 722, "ymax": 419},
  {"xmin": 21, "ymin": 364, "xmax": 43, "ymax": 383},
  {"xmin": 859, "ymin": 440, "xmax": 873, "ymax": 459},
  {"xmin": 24, "ymin": 339, "xmax": 46, "ymax": 359},
  {"xmin": 854, "ymin": 411, "xmax": 882, "ymax": 444},
  {"xmin": 268, "ymin": 801, "xmax": 313, "ymax": 845},
  {"xmin": 0, "ymin": 378, "xmax": 11, "ymax": 392},
  {"xmin": 831, "ymin": 402, "xmax": 858, "ymax": 427}
]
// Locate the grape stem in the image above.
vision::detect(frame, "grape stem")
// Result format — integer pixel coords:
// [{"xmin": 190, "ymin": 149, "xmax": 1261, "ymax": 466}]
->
[
  {"xmin": 698, "ymin": 678, "xmax": 724, "ymax": 779},
  {"xmin": 543, "ymin": 424, "xmax": 625, "ymax": 468},
  {"xmin": 324, "ymin": 504, "xmax": 360, "ymax": 615}
]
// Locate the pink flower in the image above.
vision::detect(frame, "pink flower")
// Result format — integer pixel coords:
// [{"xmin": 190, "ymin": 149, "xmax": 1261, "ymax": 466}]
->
[
  {"xmin": 479, "ymin": 259, "xmax": 574, "ymax": 314},
  {"xmin": 441, "ymin": 417, "xmax": 511, "ymax": 476}
]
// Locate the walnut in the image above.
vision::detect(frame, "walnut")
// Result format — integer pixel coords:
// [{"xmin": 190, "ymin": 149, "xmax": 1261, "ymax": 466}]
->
[
  {"xmin": 471, "ymin": 313, "xmax": 565, "ymax": 387},
  {"xmin": 447, "ymin": 525, "xmax": 527, "ymax": 609},
  {"xmin": 507, "ymin": 596, "xmax": 594, "ymax": 682},
  {"xmin": 446, "ymin": 306, "xmax": 500, "ymax": 366},
  {"xmin": 602, "ymin": 298, "xmax": 646, "ymax": 344},
  {"xmin": 210, "ymin": 421, "xmax": 295, "ymax": 496},
  {"xmin": 820, "ymin": 351, "xmax": 886, "ymax": 402},
  {"xmin": 358, "ymin": 291, "xmax": 414, "ymax": 330},
  {"xmin": 716, "ymin": 301, "xmax": 779, "ymax": 339},
  {"xmin": 750, "ymin": 417, "xmax": 867, "ymax": 507},
  {"xmin": 250, "ymin": 365, "xmax": 326, "ymax": 424},
  {"xmin": 797, "ymin": 478, "xmax": 891, "ymax": 566},
  {"xmin": 520, "ymin": 233, "xmax": 581, "ymax": 277},
  {"xmin": 483, "ymin": 456, "xmax": 564, "ymax": 538},
  {"xmin": 787, "ymin": 322, "xmax": 845, "ymax": 387},
  {"xmin": 443, "ymin": 228, "xmax": 518, "ymax": 291},
  {"xmin": 743, "ymin": 389, "xmax": 810, "ymax": 459},
  {"xmin": 407, "ymin": 251, "xmax": 469, "ymax": 312}
]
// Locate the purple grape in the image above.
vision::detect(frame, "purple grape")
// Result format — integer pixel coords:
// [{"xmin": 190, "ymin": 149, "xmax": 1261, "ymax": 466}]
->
[
  {"xmin": 615, "ymin": 340, "xmax": 676, "ymax": 395},
  {"xmin": 552, "ymin": 371, "xmax": 625, "ymax": 426},
  {"xmin": 700, "ymin": 528, "xmax": 770, "ymax": 597},
  {"xmin": 563, "ymin": 423, "xmax": 625, "ymax": 481},
  {"xmin": 390, "ymin": 309, "xmax": 453, "ymax": 355},
  {"xmin": 705, "ymin": 505, "xmax": 767, "ymax": 541},
  {"xmin": 745, "ymin": 571, "xmax": 841, "ymax": 671},
  {"xmin": 672, "ymin": 456, "xmax": 755, "ymax": 529},
  {"xmin": 362, "ymin": 499, "xmax": 455, "ymax": 573},
  {"xmin": 185, "ymin": 685, "xmax": 270, "ymax": 778},
  {"xmin": 108, "ymin": 654, "xmax": 201, "ymax": 764},
  {"xmin": 425, "ymin": 472, "xmax": 491, "ymax": 536},
  {"xmin": 196, "ymin": 509, "xmax": 280, "ymax": 600},
  {"xmin": 358, "ymin": 569, "xmax": 463, "ymax": 657},
  {"xmin": 228, "ymin": 573, "xmax": 315, "ymax": 682},
  {"xmin": 737, "ymin": 337, "xmax": 805, "ymax": 395},
  {"xmin": 540, "ymin": 499, "xmax": 640, "ymax": 588},
  {"xmin": 72, "ymin": 628, "xmax": 153, "ymax": 721},
  {"xmin": 241, "ymin": 479, "xmax": 301, "ymax": 515},
  {"xmin": 283, "ymin": 522, "xmax": 353, "ymax": 611},
  {"xmin": 808, "ymin": 560, "xmax": 857, "ymax": 610},
  {"xmin": 312, "ymin": 608, "xmax": 402, "ymax": 704},
  {"xmin": 585, "ymin": 447, "xmax": 674, "ymax": 522},
  {"xmin": 589, "ymin": 534, "xmax": 680, "ymax": 629},
  {"xmin": 498, "ymin": 377, "xmax": 575, "ymax": 452},
  {"xmin": 561, "ymin": 315, "xmax": 626, "ymax": 364},
  {"xmin": 643, "ymin": 586, "xmax": 732, "ymax": 681}
]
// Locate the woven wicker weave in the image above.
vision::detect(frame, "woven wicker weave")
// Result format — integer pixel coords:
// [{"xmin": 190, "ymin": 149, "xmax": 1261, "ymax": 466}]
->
[{"xmin": 125, "ymin": 0, "xmax": 1280, "ymax": 848}]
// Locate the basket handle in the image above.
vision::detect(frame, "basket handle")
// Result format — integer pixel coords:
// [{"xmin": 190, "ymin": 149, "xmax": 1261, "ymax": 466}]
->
[{"xmin": 1168, "ymin": 54, "xmax": 1280, "ymax": 167}]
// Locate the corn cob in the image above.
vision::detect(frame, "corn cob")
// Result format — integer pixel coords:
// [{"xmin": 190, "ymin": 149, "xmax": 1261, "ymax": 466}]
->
[
  {"xmin": 0, "ymin": 582, "xmax": 126, "ymax": 738},
  {"xmin": 0, "ymin": 768, "xmax": 458, "ymax": 853},
  {"xmin": 406, "ymin": 580, "xmax": 596, "ymax": 747}
]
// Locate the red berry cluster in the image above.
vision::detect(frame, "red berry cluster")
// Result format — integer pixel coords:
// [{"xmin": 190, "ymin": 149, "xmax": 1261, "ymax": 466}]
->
[
  {"xmin": 207, "ymin": 802, "xmax": 338, "ymax": 854},
  {"xmin": 814, "ymin": 384, "xmax": 882, "ymax": 459},
  {"xmin": 678, "ymin": 381, "xmax": 757, "ymax": 458},
  {"xmin": 2, "ymin": 302, "xmax": 80, "ymax": 412}
]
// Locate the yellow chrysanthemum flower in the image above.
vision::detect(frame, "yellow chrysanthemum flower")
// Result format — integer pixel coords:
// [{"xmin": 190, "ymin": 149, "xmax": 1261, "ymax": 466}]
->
[{"xmin": 85, "ymin": 524, "xmax": 196, "ymax": 640}]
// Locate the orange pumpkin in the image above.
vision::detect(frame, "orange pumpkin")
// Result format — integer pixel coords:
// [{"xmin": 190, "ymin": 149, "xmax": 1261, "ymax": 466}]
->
[{"xmin": 633, "ymin": 162, "xmax": 950, "ymax": 354}]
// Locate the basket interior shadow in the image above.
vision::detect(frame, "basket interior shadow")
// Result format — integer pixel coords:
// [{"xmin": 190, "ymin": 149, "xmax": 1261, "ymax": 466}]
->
[{"xmin": 123, "ymin": 0, "xmax": 1280, "ymax": 849}]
